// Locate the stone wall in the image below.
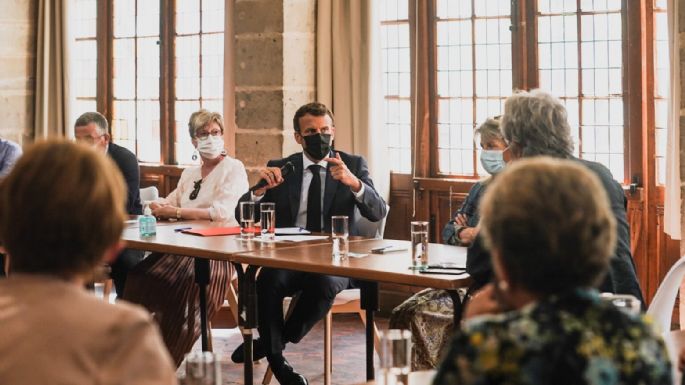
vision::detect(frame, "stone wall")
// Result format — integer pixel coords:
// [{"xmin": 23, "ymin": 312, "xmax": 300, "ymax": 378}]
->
[
  {"xmin": 0, "ymin": 0, "xmax": 35, "ymax": 145},
  {"xmin": 233, "ymin": 0, "xmax": 316, "ymax": 184}
]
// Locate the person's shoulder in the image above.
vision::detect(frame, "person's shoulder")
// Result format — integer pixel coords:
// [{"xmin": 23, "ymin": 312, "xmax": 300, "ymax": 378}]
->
[{"xmin": 108, "ymin": 142, "xmax": 139, "ymax": 164}]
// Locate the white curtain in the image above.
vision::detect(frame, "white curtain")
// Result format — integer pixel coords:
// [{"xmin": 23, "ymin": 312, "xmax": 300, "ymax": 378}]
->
[
  {"xmin": 316, "ymin": 0, "xmax": 389, "ymax": 199},
  {"xmin": 665, "ymin": 0, "xmax": 681, "ymax": 240}
]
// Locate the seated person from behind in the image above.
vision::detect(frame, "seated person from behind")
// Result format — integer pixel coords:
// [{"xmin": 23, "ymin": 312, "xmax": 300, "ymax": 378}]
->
[
  {"xmin": 466, "ymin": 90, "xmax": 644, "ymax": 304},
  {"xmin": 0, "ymin": 137, "xmax": 21, "ymax": 277},
  {"xmin": 433, "ymin": 157, "xmax": 671, "ymax": 385},
  {"xmin": 392, "ymin": 117, "xmax": 507, "ymax": 371},
  {"xmin": 442, "ymin": 117, "xmax": 505, "ymax": 247},
  {"xmin": 74, "ymin": 111, "xmax": 143, "ymax": 296},
  {"xmin": 0, "ymin": 140, "xmax": 175, "ymax": 384},
  {"xmin": 123, "ymin": 109, "xmax": 249, "ymax": 366},
  {"xmin": 231, "ymin": 102, "xmax": 387, "ymax": 385}
]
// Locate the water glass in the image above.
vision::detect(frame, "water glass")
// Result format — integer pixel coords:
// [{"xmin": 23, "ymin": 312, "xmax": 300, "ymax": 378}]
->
[
  {"xmin": 260, "ymin": 202, "xmax": 276, "ymax": 242},
  {"xmin": 410, "ymin": 221, "xmax": 429, "ymax": 270},
  {"xmin": 240, "ymin": 202, "xmax": 256, "ymax": 240},
  {"xmin": 379, "ymin": 329, "xmax": 412, "ymax": 385},
  {"xmin": 185, "ymin": 351, "xmax": 220, "ymax": 385},
  {"xmin": 600, "ymin": 293, "xmax": 641, "ymax": 315},
  {"xmin": 331, "ymin": 215, "xmax": 349, "ymax": 261}
]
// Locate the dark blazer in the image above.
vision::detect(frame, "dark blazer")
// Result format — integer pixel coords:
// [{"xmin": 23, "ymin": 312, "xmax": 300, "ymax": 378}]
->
[
  {"xmin": 237, "ymin": 150, "xmax": 387, "ymax": 235},
  {"xmin": 466, "ymin": 157, "xmax": 645, "ymax": 305},
  {"xmin": 108, "ymin": 142, "xmax": 142, "ymax": 215}
]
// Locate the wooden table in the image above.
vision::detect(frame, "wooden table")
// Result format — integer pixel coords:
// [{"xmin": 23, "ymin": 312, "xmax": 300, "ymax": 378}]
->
[
  {"xmin": 232, "ymin": 239, "xmax": 471, "ymax": 385},
  {"xmin": 122, "ymin": 221, "xmax": 332, "ymax": 352},
  {"xmin": 123, "ymin": 223, "xmax": 472, "ymax": 385}
]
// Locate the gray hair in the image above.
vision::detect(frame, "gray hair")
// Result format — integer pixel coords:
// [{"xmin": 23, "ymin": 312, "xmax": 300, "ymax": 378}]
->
[
  {"xmin": 74, "ymin": 112, "xmax": 109, "ymax": 135},
  {"xmin": 474, "ymin": 117, "xmax": 504, "ymax": 145},
  {"xmin": 500, "ymin": 89, "xmax": 574, "ymax": 158}
]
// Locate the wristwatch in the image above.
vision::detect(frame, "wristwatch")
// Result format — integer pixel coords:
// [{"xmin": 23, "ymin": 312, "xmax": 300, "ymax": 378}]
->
[{"xmin": 176, "ymin": 208, "xmax": 182, "ymax": 220}]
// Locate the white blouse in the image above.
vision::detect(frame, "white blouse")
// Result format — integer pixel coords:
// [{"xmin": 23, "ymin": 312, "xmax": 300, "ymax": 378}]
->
[{"xmin": 157, "ymin": 155, "xmax": 249, "ymax": 224}]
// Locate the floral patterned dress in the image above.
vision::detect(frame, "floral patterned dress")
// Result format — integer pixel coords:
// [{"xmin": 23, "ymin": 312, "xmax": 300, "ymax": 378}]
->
[{"xmin": 433, "ymin": 289, "xmax": 672, "ymax": 385}]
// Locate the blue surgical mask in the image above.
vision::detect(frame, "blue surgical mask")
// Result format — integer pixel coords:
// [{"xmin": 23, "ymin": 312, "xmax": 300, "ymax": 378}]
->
[{"xmin": 480, "ymin": 150, "xmax": 506, "ymax": 175}]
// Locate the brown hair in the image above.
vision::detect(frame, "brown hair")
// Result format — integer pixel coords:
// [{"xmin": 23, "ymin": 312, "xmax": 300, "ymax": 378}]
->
[
  {"xmin": 0, "ymin": 140, "xmax": 126, "ymax": 278},
  {"xmin": 293, "ymin": 102, "xmax": 335, "ymax": 132},
  {"xmin": 479, "ymin": 157, "xmax": 616, "ymax": 295},
  {"xmin": 188, "ymin": 109, "xmax": 225, "ymax": 139}
]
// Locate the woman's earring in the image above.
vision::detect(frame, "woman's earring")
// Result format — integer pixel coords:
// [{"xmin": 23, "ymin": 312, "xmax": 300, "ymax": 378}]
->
[
  {"xmin": 192, "ymin": 150, "xmax": 198, "ymax": 161},
  {"xmin": 221, "ymin": 149, "xmax": 227, "ymax": 156}
]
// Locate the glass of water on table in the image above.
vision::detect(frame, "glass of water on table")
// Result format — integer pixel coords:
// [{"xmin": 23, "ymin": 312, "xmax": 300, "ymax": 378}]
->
[
  {"xmin": 410, "ymin": 221, "xmax": 429, "ymax": 270},
  {"xmin": 240, "ymin": 201, "xmax": 255, "ymax": 240},
  {"xmin": 331, "ymin": 215, "xmax": 349, "ymax": 261},
  {"xmin": 260, "ymin": 202, "xmax": 276, "ymax": 242}
]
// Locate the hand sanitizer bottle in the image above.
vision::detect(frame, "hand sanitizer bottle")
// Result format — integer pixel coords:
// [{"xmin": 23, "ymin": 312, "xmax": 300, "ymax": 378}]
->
[{"xmin": 139, "ymin": 203, "xmax": 157, "ymax": 237}]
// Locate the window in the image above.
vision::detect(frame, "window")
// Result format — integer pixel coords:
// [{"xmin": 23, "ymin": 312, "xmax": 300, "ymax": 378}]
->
[
  {"xmin": 435, "ymin": 0, "xmax": 512, "ymax": 175},
  {"xmin": 654, "ymin": 0, "xmax": 668, "ymax": 184},
  {"xmin": 380, "ymin": 0, "xmax": 666, "ymax": 185},
  {"xmin": 70, "ymin": 0, "xmax": 98, "ymax": 126},
  {"xmin": 66, "ymin": 0, "xmax": 225, "ymax": 165},
  {"xmin": 380, "ymin": 0, "xmax": 411, "ymax": 173},
  {"xmin": 538, "ymin": 0, "xmax": 624, "ymax": 181}
]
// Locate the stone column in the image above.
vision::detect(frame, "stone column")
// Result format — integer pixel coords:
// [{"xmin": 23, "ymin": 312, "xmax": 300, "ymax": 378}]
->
[{"xmin": 233, "ymin": 0, "xmax": 316, "ymax": 183}]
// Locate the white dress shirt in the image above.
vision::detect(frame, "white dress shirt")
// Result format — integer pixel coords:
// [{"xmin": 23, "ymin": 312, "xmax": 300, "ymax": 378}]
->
[{"xmin": 157, "ymin": 155, "xmax": 249, "ymax": 224}]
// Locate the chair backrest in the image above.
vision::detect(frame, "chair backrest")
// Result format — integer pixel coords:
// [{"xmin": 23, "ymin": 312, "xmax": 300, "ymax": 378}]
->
[
  {"xmin": 139, "ymin": 186, "xmax": 159, "ymax": 203},
  {"xmin": 662, "ymin": 329, "xmax": 685, "ymax": 384},
  {"xmin": 354, "ymin": 204, "xmax": 390, "ymax": 239},
  {"xmin": 646, "ymin": 256, "xmax": 685, "ymax": 333}
]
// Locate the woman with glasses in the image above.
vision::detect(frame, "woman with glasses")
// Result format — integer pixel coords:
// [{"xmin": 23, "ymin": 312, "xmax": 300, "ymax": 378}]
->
[{"xmin": 123, "ymin": 109, "xmax": 249, "ymax": 366}]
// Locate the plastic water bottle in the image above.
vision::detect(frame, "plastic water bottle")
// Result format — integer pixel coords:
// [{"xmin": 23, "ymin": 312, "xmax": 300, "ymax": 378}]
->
[{"xmin": 139, "ymin": 203, "xmax": 157, "ymax": 237}]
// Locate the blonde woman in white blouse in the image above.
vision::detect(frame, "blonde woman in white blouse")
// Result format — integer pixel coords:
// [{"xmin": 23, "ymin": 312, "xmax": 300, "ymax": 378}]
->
[{"xmin": 123, "ymin": 110, "xmax": 248, "ymax": 366}]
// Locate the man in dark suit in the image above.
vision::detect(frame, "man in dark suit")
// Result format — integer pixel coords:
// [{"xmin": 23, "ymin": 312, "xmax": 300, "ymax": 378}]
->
[
  {"xmin": 74, "ymin": 112, "xmax": 143, "ymax": 296},
  {"xmin": 232, "ymin": 102, "xmax": 387, "ymax": 385}
]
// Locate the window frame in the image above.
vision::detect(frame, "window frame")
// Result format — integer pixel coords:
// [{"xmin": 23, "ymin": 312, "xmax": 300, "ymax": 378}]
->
[
  {"xmin": 404, "ymin": 0, "xmax": 659, "ymax": 188},
  {"xmin": 94, "ymin": 0, "xmax": 225, "ymax": 165}
]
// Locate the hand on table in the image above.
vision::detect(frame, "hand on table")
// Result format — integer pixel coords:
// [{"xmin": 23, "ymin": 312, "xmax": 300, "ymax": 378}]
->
[{"xmin": 152, "ymin": 205, "xmax": 178, "ymax": 219}]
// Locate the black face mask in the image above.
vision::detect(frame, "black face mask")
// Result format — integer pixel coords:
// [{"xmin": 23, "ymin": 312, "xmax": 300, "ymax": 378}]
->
[{"xmin": 302, "ymin": 133, "xmax": 332, "ymax": 160}]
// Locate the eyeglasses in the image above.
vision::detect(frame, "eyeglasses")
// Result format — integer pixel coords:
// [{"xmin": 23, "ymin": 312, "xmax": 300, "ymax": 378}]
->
[
  {"xmin": 75, "ymin": 134, "xmax": 106, "ymax": 145},
  {"xmin": 195, "ymin": 129, "xmax": 223, "ymax": 140},
  {"xmin": 189, "ymin": 179, "xmax": 203, "ymax": 200}
]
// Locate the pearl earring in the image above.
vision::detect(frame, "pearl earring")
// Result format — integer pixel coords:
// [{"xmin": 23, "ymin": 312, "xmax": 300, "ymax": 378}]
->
[{"xmin": 192, "ymin": 150, "xmax": 198, "ymax": 161}]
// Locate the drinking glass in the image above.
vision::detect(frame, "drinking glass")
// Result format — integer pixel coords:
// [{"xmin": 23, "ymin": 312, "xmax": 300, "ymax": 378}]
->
[
  {"xmin": 331, "ymin": 215, "xmax": 349, "ymax": 261},
  {"xmin": 599, "ymin": 293, "xmax": 641, "ymax": 315},
  {"xmin": 185, "ymin": 351, "xmax": 220, "ymax": 385},
  {"xmin": 260, "ymin": 202, "xmax": 276, "ymax": 242},
  {"xmin": 379, "ymin": 329, "xmax": 412, "ymax": 385},
  {"xmin": 240, "ymin": 202, "xmax": 255, "ymax": 240},
  {"xmin": 410, "ymin": 221, "xmax": 429, "ymax": 270}
]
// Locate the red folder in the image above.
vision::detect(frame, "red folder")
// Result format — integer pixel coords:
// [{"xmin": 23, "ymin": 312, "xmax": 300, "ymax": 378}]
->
[{"xmin": 182, "ymin": 226, "xmax": 242, "ymax": 236}]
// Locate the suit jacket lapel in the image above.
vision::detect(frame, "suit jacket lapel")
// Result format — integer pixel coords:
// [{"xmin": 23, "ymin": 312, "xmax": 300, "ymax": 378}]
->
[
  {"xmin": 289, "ymin": 155, "xmax": 303, "ymax": 221},
  {"xmin": 323, "ymin": 152, "xmax": 339, "ymax": 217}
]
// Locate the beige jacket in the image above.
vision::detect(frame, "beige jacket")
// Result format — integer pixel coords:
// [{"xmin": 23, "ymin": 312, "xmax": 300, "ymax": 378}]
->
[{"xmin": 0, "ymin": 274, "xmax": 177, "ymax": 385}]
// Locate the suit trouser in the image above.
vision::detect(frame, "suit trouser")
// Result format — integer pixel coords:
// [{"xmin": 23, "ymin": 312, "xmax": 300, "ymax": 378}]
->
[
  {"xmin": 257, "ymin": 267, "xmax": 350, "ymax": 360},
  {"xmin": 110, "ymin": 248, "xmax": 145, "ymax": 296}
]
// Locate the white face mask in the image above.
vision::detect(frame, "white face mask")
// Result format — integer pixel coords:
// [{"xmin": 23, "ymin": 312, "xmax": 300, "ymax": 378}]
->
[
  {"xmin": 480, "ymin": 149, "xmax": 506, "ymax": 175},
  {"xmin": 196, "ymin": 135, "xmax": 224, "ymax": 159}
]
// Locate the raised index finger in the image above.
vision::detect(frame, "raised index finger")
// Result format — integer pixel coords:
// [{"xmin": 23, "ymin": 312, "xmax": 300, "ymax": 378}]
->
[{"xmin": 323, "ymin": 156, "xmax": 343, "ymax": 165}]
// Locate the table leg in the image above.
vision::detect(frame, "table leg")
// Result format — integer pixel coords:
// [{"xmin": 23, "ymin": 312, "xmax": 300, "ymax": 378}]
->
[
  {"xmin": 360, "ymin": 281, "xmax": 379, "ymax": 381},
  {"xmin": 448, "ymin": 288, "xmax": 471, "ymax": 329},
  {"xmin": 193, "ymin": 258, "xmax": 211, "ymax": 351},
  {"xmin": 233, "ymin": 262, "xmax": 259, "ymax": 385}
]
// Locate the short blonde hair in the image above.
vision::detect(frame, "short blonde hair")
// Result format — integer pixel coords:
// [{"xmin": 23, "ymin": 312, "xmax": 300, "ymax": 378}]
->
[
  {"xmin": 0, "ymin": 140, "xmax": 126, "ymax": 278},
  {"xmin": 479, "ymin": 157, "xmax": 616, "ymax": 294},
  {"xmin": 188, "ymin": 109, "xmax": 224, "ymax": 139}
]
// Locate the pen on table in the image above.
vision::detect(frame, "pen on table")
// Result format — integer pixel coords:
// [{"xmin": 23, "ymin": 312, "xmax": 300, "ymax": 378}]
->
[{"xmin": 174, "ymin": 226, "xmax": 192, "ymax": 232}]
